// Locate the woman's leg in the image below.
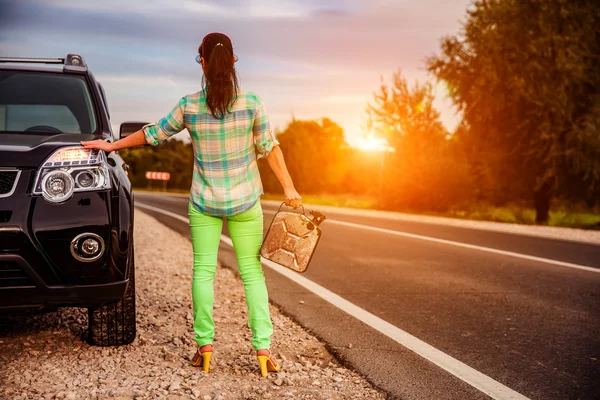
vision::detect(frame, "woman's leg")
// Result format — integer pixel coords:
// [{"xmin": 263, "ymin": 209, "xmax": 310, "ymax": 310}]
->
[
  {"xmin": 188, "ymin": 203, "xmax": 223, "ymax": 347},
  {"xmin": 227, "ymin": 201, "xmax": 273, "ymax": 350}
]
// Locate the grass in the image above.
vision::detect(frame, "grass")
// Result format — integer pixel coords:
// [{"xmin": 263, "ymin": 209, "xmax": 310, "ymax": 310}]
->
[
  {"xmin": 260, "ymin": 193, "xmax": 379, "ymax": 210},
  {"xmin": 263, "ymin": 193, "xmax": 600, "ymax": 230},
  {"xmin": 133, "ymin": 188, "xmax": 600, "ymax": 230},
  {"xmin": 442, "ymin": 206, "xmax": 600, "ymax": 229},
  {"xmin": 547, "ymin": 210, "xmax": 600, "ymax": 229}
]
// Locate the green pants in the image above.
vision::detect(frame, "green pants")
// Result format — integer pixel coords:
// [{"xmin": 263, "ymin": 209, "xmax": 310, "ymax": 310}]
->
[{"xmin": 187, "ymin": 200, "xmax": 273, "ymax": 350}]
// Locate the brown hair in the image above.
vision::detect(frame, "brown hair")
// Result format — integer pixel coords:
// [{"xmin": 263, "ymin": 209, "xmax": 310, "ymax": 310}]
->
[{"xmin": 198, "ymin": 32, "xmax": 239, "ymax": 119}]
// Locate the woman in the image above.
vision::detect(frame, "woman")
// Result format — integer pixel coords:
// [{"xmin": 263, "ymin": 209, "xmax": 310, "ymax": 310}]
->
[{"xmin": 82, "ymin": 32, "xmax": 302, "ymax": 377}]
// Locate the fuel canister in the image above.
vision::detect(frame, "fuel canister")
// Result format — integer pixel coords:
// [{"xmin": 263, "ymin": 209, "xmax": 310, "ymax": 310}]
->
[{"xmin": 260, "ymin": 203, "xmax": 326, "ymax": 273}]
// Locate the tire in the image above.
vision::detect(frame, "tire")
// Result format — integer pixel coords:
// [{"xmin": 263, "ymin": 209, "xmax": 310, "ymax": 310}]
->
[{"xmin": 87, "ymin": 243, "xmax": 136, "ymax": 346}]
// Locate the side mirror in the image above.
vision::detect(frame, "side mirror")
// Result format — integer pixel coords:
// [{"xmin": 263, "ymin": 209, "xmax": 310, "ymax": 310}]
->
[{"xmin": 119, "ymin": 121, "xmax": 148, "ymax": 140}]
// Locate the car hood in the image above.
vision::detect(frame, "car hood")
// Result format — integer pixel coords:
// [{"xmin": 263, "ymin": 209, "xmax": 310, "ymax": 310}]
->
[{"xmin": 0, "ymin": 133, "xmax": 100, "ymax": 168}]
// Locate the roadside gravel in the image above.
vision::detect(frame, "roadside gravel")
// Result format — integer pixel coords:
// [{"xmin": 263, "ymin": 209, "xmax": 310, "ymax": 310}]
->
[{"xmin": 0, "ymin": 210, "xmax": 386, "ymax": 400}]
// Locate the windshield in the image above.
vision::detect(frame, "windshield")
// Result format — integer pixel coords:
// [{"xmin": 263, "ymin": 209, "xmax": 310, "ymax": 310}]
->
[{"xmin": 0, "ymin": 70, "xmax": 97, "ymax": 135}]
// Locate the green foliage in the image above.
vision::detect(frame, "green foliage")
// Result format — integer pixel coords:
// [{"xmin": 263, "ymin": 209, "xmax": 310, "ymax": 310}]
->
[
  {"xmin": 120, "ymin": 139, "xmax": 193, "ymax": 190},
  {"xmin": 427, "ymin": 0, "xmax": 600, "ymax": 222},
  {"xmin": 444, "ymin": 204, "xmax": 600, "ymax": 229},
  {"xmin": 121, "ymin": 0, "xmax": 600, "ymax": 228},
  {"xmin": 368, "ymin": 70, "xmax": 446, "ymax": 151},
  {"xmin": 367, "ymin": 70, "xmax": 474, "ymax": 211},
  {"xmin": 258, "ymin": 118, "xmax": 351, "ymax": 194}
]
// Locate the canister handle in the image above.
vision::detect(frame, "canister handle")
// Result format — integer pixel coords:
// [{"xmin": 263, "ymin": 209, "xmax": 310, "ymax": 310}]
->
[
  {"xmin": 277, "ymin": 201, "xmax": 306, "ymax": 216},
  {"xmin": 276, "ymin": 202, "xmax": 326, "ymax": 226}
]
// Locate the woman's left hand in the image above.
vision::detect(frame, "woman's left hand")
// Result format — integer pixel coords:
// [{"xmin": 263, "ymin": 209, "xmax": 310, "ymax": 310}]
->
[{"xmin": 80, "ymin": 140, "xmax": 114, "ymax": 153}]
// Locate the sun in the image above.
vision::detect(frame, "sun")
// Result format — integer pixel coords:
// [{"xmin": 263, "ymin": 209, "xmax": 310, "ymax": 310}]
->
[{"xmin": 355, "ymin": 135, "xmax": 388, "ymax": 152}]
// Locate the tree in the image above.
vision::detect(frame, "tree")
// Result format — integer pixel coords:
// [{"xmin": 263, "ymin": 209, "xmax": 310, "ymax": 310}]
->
[
  {"xmin": 368, "ymin": 70, "xmax": 447, "ymax": 151},
  {"xmin": 258, "ymin": 118, "xmax": 349, "ymax": 194},
  {"xmin": 120, "ymin": 139, "xmax": 194, "ymax": 190},
  {"xmin": 427, "ymin": 0, "xmax": 600, "ymax": 223},
  {"xmin": 367, "ymin": 70, "xmax": 472, "ymax": 211}
]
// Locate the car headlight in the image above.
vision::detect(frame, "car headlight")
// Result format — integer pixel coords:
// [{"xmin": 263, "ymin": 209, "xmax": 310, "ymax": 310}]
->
[
  {"xmin": 41, "ymin": 170, "xmax": 74, "ymax": 202},
  {"xmin": 33, "ymin": 146, "xmax": 111, "ymax": 203}
]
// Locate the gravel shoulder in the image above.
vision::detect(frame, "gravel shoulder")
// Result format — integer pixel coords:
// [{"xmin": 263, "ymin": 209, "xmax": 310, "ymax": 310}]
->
[{"xmin": 0, "ymin": 210, "xmax": 386, "ymax": 400}]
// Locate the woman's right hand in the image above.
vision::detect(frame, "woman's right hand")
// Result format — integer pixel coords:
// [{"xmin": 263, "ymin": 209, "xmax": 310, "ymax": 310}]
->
[
  {"xmin": 81, "ymin": 130, "xmax": 148, "ymax": 153},
  {"xmin": 284, "ymin": 187, "xmax": 302, "ymax": 209},
  {"xmin": 80, "ymin": 140, "xmax": 115, "ymax": 153}
]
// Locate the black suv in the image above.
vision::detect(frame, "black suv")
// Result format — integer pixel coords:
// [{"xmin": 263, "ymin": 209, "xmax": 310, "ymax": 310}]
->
[{"xmin": 0, "ymin": 54, "xmax": 144, "ymax": 346}]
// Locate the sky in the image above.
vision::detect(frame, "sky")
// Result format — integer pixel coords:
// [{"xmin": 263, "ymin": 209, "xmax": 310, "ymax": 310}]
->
[{"xmin": 0, "ymin": 0, "xmax": 469, "ymax": 146}]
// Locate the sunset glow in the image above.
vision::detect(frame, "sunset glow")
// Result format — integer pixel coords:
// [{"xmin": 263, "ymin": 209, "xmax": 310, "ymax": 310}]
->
[
  {"xmin": 0, "ymin": 0, "xmax": 468, "ymax": 142},
  {"xmin": 355, "ymin": 135, "xmax": 389, "ymax": 152}
]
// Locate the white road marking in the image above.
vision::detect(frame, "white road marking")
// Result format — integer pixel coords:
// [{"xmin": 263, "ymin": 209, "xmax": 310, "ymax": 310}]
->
[
  {"xmin": 135, "ymin": 202, "xmax": 530, "ymax": 400},
  {"xmin": 260, "ymin": 209, "xmax": 599, "ymax": 274},
  {"xmin": 135, "ymin": 192, "xmax": 600, "ymax": 245},
  {"xmin": 134, "ymin": 197, "xmax": 598, "ymax": 273}
]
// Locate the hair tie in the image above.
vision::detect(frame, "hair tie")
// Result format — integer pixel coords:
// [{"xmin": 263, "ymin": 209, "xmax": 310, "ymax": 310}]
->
[{"xmin": 215, "ymin": 43, "xmax": 224, "ymax": 47}]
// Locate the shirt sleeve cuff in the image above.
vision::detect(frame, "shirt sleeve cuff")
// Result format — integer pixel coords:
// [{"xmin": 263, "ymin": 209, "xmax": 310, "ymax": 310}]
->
[
  {"xmin": 256, "ymin": 136, "xmax": 279, "ymax": 159},
  {"xmin": 142, "ymin": 123, "xmax": 160, "ymax": 146}
]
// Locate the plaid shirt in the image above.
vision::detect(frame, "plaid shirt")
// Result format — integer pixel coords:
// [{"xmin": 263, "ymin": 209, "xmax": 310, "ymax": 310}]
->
[{"xmin": 142, "ymin": 89, "xmax": 279, "ymax": 217}]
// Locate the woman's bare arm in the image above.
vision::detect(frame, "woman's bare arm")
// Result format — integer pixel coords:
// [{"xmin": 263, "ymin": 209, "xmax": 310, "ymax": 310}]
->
[
  {"xmin": 81, "ymin": 129, "xmax": 147, "ymax": 153},
  {"xmin": 266, "ymin": 146, "xmax": 302, "ymax": 209}
]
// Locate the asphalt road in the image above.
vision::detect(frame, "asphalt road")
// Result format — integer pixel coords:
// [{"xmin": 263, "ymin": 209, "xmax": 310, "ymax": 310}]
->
[{"xmin": 134, "ymin": 192, "xmax": 600, "ymax": 400}]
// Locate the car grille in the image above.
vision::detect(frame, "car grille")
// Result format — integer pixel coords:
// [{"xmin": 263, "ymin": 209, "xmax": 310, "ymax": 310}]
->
[
  {"xmin": 0, "ymin": 170, "xmax": 19, "ymax": 196},
  {"xmin": 0, "ymin": 210, "xmax": 11, "ymax": 223},
  {"xmin": 0, "ymin": 261, "xmax": 35, "ymax": 288}
]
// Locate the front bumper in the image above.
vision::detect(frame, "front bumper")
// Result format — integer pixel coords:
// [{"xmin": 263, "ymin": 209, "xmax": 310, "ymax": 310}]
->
[
  {"xmin": 0, "ymin": 254, "xmax": 128, "ymax": 309},
  {"xmin": 0, "ymin": 170, "xmax": 132, "ymax": 309}
]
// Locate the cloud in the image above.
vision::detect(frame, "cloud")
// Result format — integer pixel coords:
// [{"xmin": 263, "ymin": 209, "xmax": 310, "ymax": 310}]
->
[
  {"xmin": 0, "ymin": 0, "xmax": 467, "ymax": 139},
  {"xmin": 1, "ymin": 0, "xmax": 465, "ymax": 71},
  {"xmin": 5, "ymin": 0, "xmax": 356, "ymax": 19}
]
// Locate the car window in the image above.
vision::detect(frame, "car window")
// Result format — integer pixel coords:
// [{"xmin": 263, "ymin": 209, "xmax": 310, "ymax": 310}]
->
[
  {"xmin": 0, "ymin": 104, "xmax": 81, "ymax": 133},
  {"xmin": 0, "ymin": 71, "xmax": 97, "ymax": 135}
]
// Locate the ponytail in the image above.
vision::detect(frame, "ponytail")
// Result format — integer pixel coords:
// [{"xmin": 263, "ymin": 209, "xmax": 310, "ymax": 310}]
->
[{"xmin": 202, "ymin": 43, "xmax": 239, "ymax": 119}]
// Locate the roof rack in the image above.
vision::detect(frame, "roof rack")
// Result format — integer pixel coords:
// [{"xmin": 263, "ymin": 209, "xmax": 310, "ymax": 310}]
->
[
  {"xmin": 0, "ymin": 57, "xmax": 65, "ymax": 64},
  {"xmin": 0, "ymin": 54, "xmax": 88, "ymax": 73}
]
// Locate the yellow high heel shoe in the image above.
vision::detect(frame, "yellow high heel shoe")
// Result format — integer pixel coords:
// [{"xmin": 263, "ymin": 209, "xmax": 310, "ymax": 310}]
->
[
  {"xmin": 191, "ymin": 344, "xmax": 213, "ymax": 372},
  {"xmin": 256, "ymin": 349, "xmax": 280, "ymax": 377}
]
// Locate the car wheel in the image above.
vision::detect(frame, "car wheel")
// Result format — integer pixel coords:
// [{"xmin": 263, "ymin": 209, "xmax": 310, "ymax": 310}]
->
[{"xmin": 87, "ymin": 242, "xmax": 136, "ymax": 346}]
